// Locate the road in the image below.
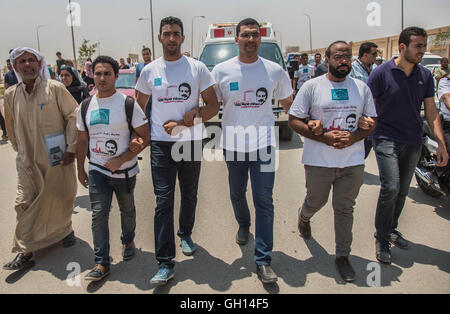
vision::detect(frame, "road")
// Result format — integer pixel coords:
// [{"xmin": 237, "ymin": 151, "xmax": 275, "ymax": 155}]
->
[{"xmin": 0, "ymin": 128, "xmax": 449, "ymax": 294}]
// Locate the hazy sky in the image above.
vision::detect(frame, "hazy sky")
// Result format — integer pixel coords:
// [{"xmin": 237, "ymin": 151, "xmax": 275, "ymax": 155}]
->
[{"xmin": 1, "ymin": 0, "xmax": 449, "ymax": 67}]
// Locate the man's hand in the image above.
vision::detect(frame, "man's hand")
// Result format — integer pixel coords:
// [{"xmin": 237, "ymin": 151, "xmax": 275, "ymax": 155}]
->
[
  {"xmin": 77, "ymin": 168, "xmax": 89, "ymax": 188},
  {"xmin": 323, "ymin": 131, "xmax": 346, "ymax": 146},
  {"xmin": 129, "ymin": 137, "xmax": 144, "ymax": 153},
  {"xmin": 61, "ymin": 152, "xmax": 75, "ymax": 166},
  {"xmin": 183, "ymin": 108, "xmax": 200, "ymax": 127},
  {"xmin": 358, "ymin": 116, "xmax": 376, "ymax": 131},
  {"xmin": 163, "ymin": 120, "xmax": 186, "ymax": 136},
  {"xmin": 104, "ymin": 157, "xmax": 124, "ymax": 173},
  {"xmin": 332, "ymin": 131, "xmax": 356, "ymax": 149},
  {"xmin": 436, "ymin": 144, "xmax": 449, "ymax": 167},
  {"xmin": 307, "ymin": 120, "xmax": 323, "ymax": 136}
]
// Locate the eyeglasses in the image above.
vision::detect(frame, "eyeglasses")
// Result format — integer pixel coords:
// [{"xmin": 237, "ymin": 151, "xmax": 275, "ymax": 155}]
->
[
  {"xmin": 332, "ymin": 54, "xmax": 353, "ymax": 61},
  {"xmin": 239, "ymin": 32, "xmax": 260, "ymax": 39}
]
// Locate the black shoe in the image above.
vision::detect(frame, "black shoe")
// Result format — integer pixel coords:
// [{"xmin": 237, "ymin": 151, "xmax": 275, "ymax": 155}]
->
[
  {"xmin": 85, "ymin": 264, "xmax": 110, "ymax": 281},
  {"xmin": 62, "ymin": 231, "xmax": 76, "ymax": 248},
  {"xmin": 122, "ymin": 241, "xmax": 136, "ymax": 261},
  {"xmin": 256, "ymin": 265, "xmax": 278, "ymax": 284},
  {"xmin": 236, "ymin": 226, "xmax": 249, "ymax": 245},
  {"xmin": 389, "ymin": 230, "xmax": 408, "ymax": 250},
  {"xmin": 298, "ymin": 219, "xmax": 311, "ymax": 239},
  {"xmin": 375, "ymin": 239, "xmax": 391, "ymax": 264},
  {"xmin": 335, "ymin": 256, "xmax": 356, "ymax": 282},
  {"xmin": 3, "ymin": 253, "xmax": 35, "ymax": 271}
]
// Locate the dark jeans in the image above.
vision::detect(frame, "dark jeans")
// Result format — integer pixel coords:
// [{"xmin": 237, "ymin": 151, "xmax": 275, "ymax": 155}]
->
[
  {"xmin": 144, "ymin": 95, "xmax": 152, "ymax": 130},
  {"xmin": 224, "ymin": 146, "xmax": 276, "ymax": 266},
  {"xmin": 89, "ymin": 170, "xmax": 137, "ymax": 266},
  {"xmin": 372, "ymin": 138, "xmax": 421, "ymax": 244},
  {"xmin": 151, "ymin": 140, "xmax": 202, "ymax": 268},
  {"xmin": 0, "ymin": 110, "xmax": 6, "ymax": 137}
]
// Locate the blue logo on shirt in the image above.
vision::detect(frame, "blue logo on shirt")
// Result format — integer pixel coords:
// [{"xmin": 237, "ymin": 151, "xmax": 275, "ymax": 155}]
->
[
  {"xmin": 230, "ymin": 82, "xmax": 239, "ymax": 91},
  {"xmin": 331, "ymin": 89, "xmax": 349, "ymax": 101},
  {"xmin": 303, "ymin": 68, "xmax": 309, "ymax": 73},
  {"xmin": 154, "ymin": 78, "xmax": 162, "ymax": 86},
  {"xmin": 90, "ymin": 109, "xmax": 110, "ymax": 126}
]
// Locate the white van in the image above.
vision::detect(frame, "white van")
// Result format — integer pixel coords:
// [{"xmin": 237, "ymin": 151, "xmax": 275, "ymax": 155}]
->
[{"xmin": 199, "ymin": 22, "xmax": 293, "ymax": 140}]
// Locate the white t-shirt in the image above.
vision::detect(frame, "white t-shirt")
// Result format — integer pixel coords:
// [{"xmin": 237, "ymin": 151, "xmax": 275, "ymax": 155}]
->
[
  {"xmin": 212, "ymin": 56, "xmax": 293, "ymax": 152},
  {"xmin": 76, "ymin": 92, "xmax": 148, "ymax": 178},
  {"xmin": 135, "ymin": 56, "xmax": 215, "ymax": 142},
  {"xmin": 294, "ymin": 64, "xmax": 315, "ymax": 90},
  {"xmin": 289, "ymin": 75, "xmax": 377, "ymax": 168},
  {"xmin": 438, "ymin": 77, "xmax": 450, "ymax": 121}
]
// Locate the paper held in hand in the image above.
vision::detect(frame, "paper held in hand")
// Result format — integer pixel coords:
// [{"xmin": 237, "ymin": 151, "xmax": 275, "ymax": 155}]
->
[{"xmin": 44, "ymin": 132, "xmax": 66, "ymax": 167}]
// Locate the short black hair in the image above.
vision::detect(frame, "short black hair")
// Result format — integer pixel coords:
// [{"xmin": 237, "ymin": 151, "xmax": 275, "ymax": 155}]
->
[
  {"xmin": 325, "ymin": 41, "xmax": 349, "ymax": 58},
  {"xmin": 92, "ymin": 55, "xmax": 120, "ymax": 75},
  {"xmin": 346, "ymin": 113, "xmax": 357, "ymax": 121},
  {"xmin": 256, "ymin": 87, "xmax": 268, "ymax": 96},
  {"xmin": 315, "ymin": 52, "xmax": 321, "ymax": 57},
  {"xmin": 142, "ymin": 47, "xmax": 151, "ymax": 54},
  {"xmin": 359, "ymin": 42, "xmax": 378, "ymax": 58},
  {"xmin": 56, "ymin": 51, "xmax": 62, "ymax": 55},
  {"xmin": 179, "ymin": 83, "xmax": 191, "ymax": 92},
  {"xmin": 160, "ymin": 16, "xmax": 184, "ymax": 35},
  {"xmin": 236, "ymin": 18, "xmax": 260, "ymax": 36},
  {"xmin": 300, "ymin": 53, "xmax": 308, "ymax": 58},
  {"xmin": 399, "ymin": 26, "xmax": 427, "ymax": 47},
  {"xmin": 6, "ymin": 59, "xmax": 10, "ymax": 63}
]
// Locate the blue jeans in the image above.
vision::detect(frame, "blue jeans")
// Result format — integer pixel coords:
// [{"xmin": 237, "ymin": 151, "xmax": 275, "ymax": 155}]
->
[
  {"xmin": 151, "ymin": 140, "xmax": 202, "ymax": 268},
  {"xmin": 89, "ymin": 170, "xmax": 137, "ymax": 266},
  {"xmin": 144, "ymin": 96, "xmax": 152, "ymax": 130},
  {"xmin": 224, "ymin": 146, "xmax": 276, "ymax": 266},
  {"xmin": 372, "ymin": 138, "xmax": 421, "ymax": 244}
]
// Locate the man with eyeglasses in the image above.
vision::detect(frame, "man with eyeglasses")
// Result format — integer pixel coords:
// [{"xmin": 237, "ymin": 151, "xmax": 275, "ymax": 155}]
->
[
  {"xmin": 211, "ymin": 18, "xmax": 293, "ymax": 284},
  {"xmin": 288, "ymin": 41, "xmax": 377, "ymax": 282},
  {"xmin": 367, "ymin": 27, "xmax": 448, "ymax": 264},
  {"xmin": 350, "ymin": 42, "xmax": 378, "ymax": 159},
  {"xmin": 135, "ymin": 16, "xmax": 220, "ymax": 285}
]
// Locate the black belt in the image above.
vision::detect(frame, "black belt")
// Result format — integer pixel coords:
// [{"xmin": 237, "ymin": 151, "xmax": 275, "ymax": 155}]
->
[{"xmin": 89, "ymin": 161, "xmax": 138, "ymax": 193}]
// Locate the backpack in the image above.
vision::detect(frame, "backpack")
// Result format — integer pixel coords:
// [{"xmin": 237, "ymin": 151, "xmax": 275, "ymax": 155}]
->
[{"xmin": 80, "ymin": 95, "xmax": 135, "ymax": 159}]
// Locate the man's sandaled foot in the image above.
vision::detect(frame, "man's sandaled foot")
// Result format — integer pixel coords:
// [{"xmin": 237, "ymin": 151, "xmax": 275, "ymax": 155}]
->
[{"xmin": 3, "ymin": 253, "xmax": 35, "ymax": 271}]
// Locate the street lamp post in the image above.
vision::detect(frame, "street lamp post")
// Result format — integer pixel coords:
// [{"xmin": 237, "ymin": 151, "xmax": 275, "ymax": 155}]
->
[
  {"xmin": 401, "ymin": 0, "xmax": 404, "ymax": 31},
  {"xmin": 191, "ymin": 16, "xmax": 205, "ymax": 57},
  {"xmin": 302, "ymin": 13, "xmax": 312, "ymax": 53},
  {"xmin": 36, "ymin": 25, "xmax": 46, "ymax": 52},
  {"xmin": 138, "ymin": 16, "xmax": 155, "ymax": 59},
  {"xmin": 68, "ymin": 0, "xmax": 78, "ymax": 68}
]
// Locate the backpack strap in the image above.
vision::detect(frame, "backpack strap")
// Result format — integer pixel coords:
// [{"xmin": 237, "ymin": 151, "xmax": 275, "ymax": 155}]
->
[
  {"xmin": 125, "ymin": 96, "xmax": 134, "ymax": 138},
  {"xmin": 80, "ymin": 96, "xmax": 93, "ymax": 159}
]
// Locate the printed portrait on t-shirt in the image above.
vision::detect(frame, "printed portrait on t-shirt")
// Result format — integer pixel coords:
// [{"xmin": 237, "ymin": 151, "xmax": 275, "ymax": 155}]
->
[
  {"xmin": 179, "ymin": 83, "xmax": 191, "ymax": 100},
  {"xmin": 105, "ymin": 140, "xmax": 118, "ymax": 156},
  {"xmin": 256, "ymin": 87, "xmax": 268, "ymax": 105},
  {"xmin": 346, "ymin": 113, "xmax": 357, "ymax": 132}
]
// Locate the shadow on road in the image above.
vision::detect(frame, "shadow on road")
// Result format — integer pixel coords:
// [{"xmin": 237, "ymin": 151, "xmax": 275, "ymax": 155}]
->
[
  {"xmin": 278, "ymin": 134, "xmax": 303, "ymax": 151},
  {"xmin": 363, "ymin": 171, "xmax": 380, "ymax": 186},
  {"xmin": 74, "ymin": 195, "xmax": 91, "ymax": 212},
  {"xmin": 408, "ymin": 186, "xmax": 450, "ymax": 221}
]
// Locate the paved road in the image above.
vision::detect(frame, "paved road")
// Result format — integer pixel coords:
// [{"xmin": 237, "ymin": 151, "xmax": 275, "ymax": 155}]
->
[{"xmin": 0, "ymin": 131, "xmax": 449, "ymax": 294}]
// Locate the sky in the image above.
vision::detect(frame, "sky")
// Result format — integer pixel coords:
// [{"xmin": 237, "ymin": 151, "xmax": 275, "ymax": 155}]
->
[{"xmin": 1, "ymin": 0, "xmax": 449, "ymax": 67}]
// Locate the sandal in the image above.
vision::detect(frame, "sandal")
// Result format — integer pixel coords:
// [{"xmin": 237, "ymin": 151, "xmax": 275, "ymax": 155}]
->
[
  {"xmin": 3, "ymin": 253, "xmax": 35, "ymax": 271},
  {"xmin": 62, "ymin": 231, "xmax": 76, "ymax": 248}
]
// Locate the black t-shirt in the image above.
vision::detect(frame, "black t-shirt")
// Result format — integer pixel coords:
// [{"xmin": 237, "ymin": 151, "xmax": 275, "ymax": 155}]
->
[
  {"xmin": 4, "ymin": 70, "xmax": 18, "ymax": 86},
  {"xmin": 57, "ymin": 59, "xmax": 67, "ymax": 75}
]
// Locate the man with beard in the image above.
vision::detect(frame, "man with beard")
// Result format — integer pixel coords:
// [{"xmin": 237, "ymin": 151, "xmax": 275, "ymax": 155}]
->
[
  {"xmin": 135, "ymin": 16, "xmax": 219, "ymax": 285},
  {"xmin": 288, "ymin": 41, "xmax": 377, "ymax": 282},
  {"xmin": 367, "ymin": 27, "xmax": 448, "ymax": 264}
]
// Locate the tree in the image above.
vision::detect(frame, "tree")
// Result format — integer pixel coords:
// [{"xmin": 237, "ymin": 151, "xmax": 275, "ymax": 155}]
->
[
  {"xmin": 78, "ymin": 39, "xmax": 98, "ymax": 64},
  {"xmin": 432, "ymin": 29, "xmax": 450, "ymax": 48}
]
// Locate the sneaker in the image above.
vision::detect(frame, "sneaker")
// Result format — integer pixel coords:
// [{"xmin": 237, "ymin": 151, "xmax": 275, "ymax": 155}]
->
[
  {"xmin": 256, "ymin": 265, "xmax": 278, "ymax": 284},
  {"xmin": 180, "ymin": 236, "xmax": 196, "ymax": 256},
  {"xmin": 122, "ymin": 241, "xmax": 136, "ymax": 260},
  {"xmin": 150, "ymin": 267, "xmax": 175, "ymax": 286},
  {"xmin": 85, "ymin": 264, "xmax": 110, "ymax": 281},
  {"xmin": 335, "ymin": 256, "xmax": 356, "ymax": 282},
  {"xmin": 375, "ymin": 239, "xmax": 392, "ymax": 264},
  {"xmin": 389, "ymin": 230, "xmax": 408, "ymax": 250},
  {"xmin": 235, "ymin": 226, "xmax": 250, "ymax": 245},
  {"xmin": 298, "ymin": 218, "xmax": 311, "ymax": 239}
]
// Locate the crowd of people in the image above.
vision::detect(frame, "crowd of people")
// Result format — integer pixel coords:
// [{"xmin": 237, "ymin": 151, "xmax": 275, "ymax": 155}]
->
[{"xmin": 1, "ymin": 16, "xmax": 449, "ymax": 289}]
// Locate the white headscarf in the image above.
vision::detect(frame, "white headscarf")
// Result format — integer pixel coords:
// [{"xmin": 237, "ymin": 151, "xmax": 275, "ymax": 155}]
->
[{"xmin": 9, "ymin": 47, "xmax": 50, "ymax": 83}]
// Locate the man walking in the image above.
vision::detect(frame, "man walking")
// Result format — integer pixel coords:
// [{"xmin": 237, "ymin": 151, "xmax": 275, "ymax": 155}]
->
[
  {"xmin": 433, "ymin": 57, "xmax": 449, "ymax": 88},
  {"xmin": 135, "ymin": 16, "xmax": 219, "ymax": 285},
  {"xmin": 212, "ymin": 18, "xmax": 293, "ymax": 284},
  {"xmin": 293, "ymin": 53, "xmax": 315, "ymax": 96},
  {"xmin": 2, "ymin": 47, "xmax": 78, "ymax": 271},
  {"xmin": 135, "ymin": 47, "xmax": 153, "ymax": 125},
  {"xmin": 76, "ymin": 56, "xmax": 150, "ymax": 281},
  {"xmin": 288, "ymin": 41, "xmax": 377, "ymax": 282},
  {"xmin": 349, "ymin": 42, "xmax": 378, "ymax": 158},
  {"xmin": 367, "ymin": 27, "xmax": 448, "ymax": 264}
]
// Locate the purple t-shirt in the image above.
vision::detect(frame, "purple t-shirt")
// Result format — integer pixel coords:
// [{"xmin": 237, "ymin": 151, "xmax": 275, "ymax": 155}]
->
[{"xmin": 367, "ymin": 57, "xmax": 435, "ymax": 145}]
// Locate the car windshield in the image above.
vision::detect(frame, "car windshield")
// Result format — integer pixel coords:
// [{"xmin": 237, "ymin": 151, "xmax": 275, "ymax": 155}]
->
[
  {"xmin": 200, "ymin": 42, "xmax": 286, "ymax": 71},
  {"xmin": 420, "ymin": 57, "xmax": 442, "ymax": 66},
  {"xmin": 115, "ymin": 72, "xmax": 135, "ymax": 89}
]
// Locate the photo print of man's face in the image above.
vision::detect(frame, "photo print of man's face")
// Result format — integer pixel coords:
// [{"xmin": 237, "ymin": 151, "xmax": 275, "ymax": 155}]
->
[
  {"xmin": 179, "ymin": 83, "xmax": 191, "ymax": 100},
  {"xmin": 346, "ymin": 114, "xmax": 357, "ymax": 131},
  {"xmin": 105, "ymin": 140, "xmax": 118, "ymax": 156},
  {"xmin": 256, "ymin": 87, "xmax": 268, "ymax": 105}
]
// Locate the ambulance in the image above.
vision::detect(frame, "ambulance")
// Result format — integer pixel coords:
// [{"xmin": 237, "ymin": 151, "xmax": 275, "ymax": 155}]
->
[{"xmin": 199, "ymin": 22, "xmax": 293, "ymax": 140}]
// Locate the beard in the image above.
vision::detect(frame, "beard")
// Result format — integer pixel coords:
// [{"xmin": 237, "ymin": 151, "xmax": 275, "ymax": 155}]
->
[
  {"xmin": 329, "ymin": 63, "xmax": 350, "ymax": 79},
  {"xmin": 404, "ymin": 49, "xmax": 423, "ymax": 65}
]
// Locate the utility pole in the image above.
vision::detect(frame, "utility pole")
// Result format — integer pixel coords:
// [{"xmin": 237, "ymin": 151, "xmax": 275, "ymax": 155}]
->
[{"xmin": 68, "ymin": 0, "xmax": 78, "ymax": 68}]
